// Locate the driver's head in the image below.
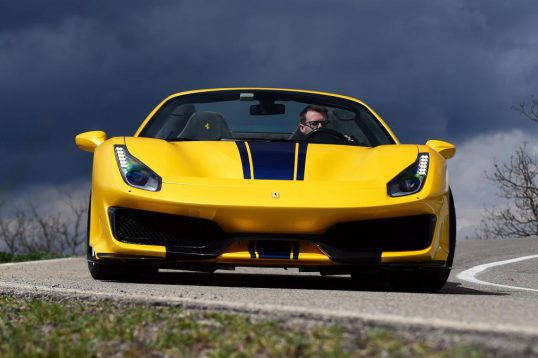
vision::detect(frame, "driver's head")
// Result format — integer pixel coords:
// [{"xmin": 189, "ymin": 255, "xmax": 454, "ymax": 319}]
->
[{"xmin": 299, "ymin": 105, "xmax": 328, "ymax": 135}]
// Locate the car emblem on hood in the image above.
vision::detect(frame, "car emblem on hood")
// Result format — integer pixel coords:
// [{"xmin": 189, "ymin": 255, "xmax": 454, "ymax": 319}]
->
[{"xmin": 272, "ymin": 191, "xmax": 280, "ymax": 199}]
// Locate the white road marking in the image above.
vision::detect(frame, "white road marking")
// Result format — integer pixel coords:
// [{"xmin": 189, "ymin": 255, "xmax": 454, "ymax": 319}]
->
[
  {"xmin": 457, "ymin": 255, "xmax": 538, "ymax": 293},
  {"xmin": 2, "ymin": 257, "xmax": 538, "ymax": 336}
]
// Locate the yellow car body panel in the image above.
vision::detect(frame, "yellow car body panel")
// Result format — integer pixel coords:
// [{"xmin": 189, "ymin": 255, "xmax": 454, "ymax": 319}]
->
[
  {"xmin": 88, "ymin": 140, "xmax": 450, "ymax": 261},
  {"xmin": 80, "ymin": 88, "xmax": 456, "ymax": 288}
]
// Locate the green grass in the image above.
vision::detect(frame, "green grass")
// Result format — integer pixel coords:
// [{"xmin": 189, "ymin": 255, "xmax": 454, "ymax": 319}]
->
[
  {"xmin": 0, "ymin": 294, "xmax": 486, "ymax": 358},
  {"xmin": 0, "ymin": 251, "xmax": 64, "ymax": 263}
]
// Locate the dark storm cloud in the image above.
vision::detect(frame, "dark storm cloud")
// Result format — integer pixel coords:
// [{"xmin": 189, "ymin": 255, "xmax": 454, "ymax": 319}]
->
[{"xmin": 1, "ymin": 0, "xmax": 538, "ymax": 194}]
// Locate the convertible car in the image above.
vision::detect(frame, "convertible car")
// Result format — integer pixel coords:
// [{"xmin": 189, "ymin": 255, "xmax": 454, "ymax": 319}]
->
[{"xmin": 76, "ymin": 88, "xmax": 456, "ymax": 292}]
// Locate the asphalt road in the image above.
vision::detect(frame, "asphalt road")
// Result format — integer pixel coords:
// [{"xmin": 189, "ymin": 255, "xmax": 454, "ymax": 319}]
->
[{"xmin": 1, "ymin": 237, "xmax": 538, "ymax": 354}]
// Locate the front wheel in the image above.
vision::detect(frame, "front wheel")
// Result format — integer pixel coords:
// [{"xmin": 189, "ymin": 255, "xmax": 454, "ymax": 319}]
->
[
  {"xmin": 87, "ymin": 246, "xmax": 127, "ymax": 280},
  {"xmin": 356, "ymin": 189, "xmax": 456, "ymax": 292},
  {"xmin": 86, "ymin": 194, "xmax": 156, "ymax": 280},
  {"xmin": 87, "ymin": 247, "xmax": 158, "ymax": 280},
  {"xmin": 389, "ymin": 189, "xmax": 456, "ymax": 292},
  {"xmin": 387, "ymin": 269, "xmax": 450, "ymax": 292}
]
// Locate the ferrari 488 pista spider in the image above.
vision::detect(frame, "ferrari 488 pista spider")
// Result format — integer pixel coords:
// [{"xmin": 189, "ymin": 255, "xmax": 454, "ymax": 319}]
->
[{"xmin": 76, "ymin": 88, "xmax": 456, "ymax": 292}]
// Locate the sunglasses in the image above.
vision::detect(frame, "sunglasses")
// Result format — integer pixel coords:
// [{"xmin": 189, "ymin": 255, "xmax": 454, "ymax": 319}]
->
[{"xmin": 304, "ymin": 120, "xmax": 328, "ymax": 128}]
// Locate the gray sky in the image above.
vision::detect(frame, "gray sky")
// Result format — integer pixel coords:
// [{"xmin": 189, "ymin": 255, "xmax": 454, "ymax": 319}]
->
[{"xmin": 1, "ymin": 1, "xmax": 538, "ymax": 236}]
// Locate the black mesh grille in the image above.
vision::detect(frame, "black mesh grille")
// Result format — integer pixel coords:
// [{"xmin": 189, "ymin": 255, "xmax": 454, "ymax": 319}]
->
[
  {"xmin": 322, "ymin": 214, "xmax": 436, "ymax": 253},
  {"xmin": 110, "ymin": 208, "xmax": 224, "ymax": 248}
]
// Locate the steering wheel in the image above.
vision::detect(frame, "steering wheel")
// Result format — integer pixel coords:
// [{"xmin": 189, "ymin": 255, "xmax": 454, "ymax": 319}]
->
[{"xmin": 305, "ymin": 128, "xmax": 355, "ymax": 145}]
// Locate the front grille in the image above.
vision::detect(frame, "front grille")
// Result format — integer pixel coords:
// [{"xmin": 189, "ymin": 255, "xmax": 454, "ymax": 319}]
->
[
  {"xmin": 110, "ymin": 208, "xmax": 224, "ymax": 248},
  {"xmin": 322, "ymin": 214, "xmax": 436, "ymax": 253}
]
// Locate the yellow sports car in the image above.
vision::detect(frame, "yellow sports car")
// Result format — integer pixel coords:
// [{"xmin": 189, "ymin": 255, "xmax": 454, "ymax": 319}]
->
[{"xmin": 76, "ymin": 88, "xmax": 456, "ymax": 292}]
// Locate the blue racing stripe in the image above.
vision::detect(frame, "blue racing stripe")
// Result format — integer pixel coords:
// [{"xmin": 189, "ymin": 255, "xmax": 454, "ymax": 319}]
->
[
  {"xmin": 296, "ymin": 142, "xmax": 308, "ymax": 180},
  {"xmin": 292, "ymin": 242, "xmax": 300, "ymax": 260},
  {"xmin": 248, "ymin": 241, "xmax": 256, "ymax": 258},
  {"xmin": 257, "ymin": 241, "xmax": 291, "ymax": 259},
  {"xmin": 235, "ymin": 141, "xmax": 251, "ymax": 179},
  {"xmin": 248, "ymin": 141, "xmax": 296, "ymax": 180}
]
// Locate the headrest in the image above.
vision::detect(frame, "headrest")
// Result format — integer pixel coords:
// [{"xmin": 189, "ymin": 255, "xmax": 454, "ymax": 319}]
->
[
  {"xmin": 171, "ymin": 103, "xmax": 196, "ymax": 116},
  {"xmin": 154, "ymin": 103, "xmax": 196, "ymax": 139},
  {"xmin": 177, "ymin": 111, "xmax": 233, "ymax": 140}
]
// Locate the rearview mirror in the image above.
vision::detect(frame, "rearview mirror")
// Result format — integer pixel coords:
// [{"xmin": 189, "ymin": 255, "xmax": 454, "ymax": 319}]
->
[
  {"xmin": 250, "ymin": 103, "xmax": 285, "ymax": 115},
  {"xmin": 76, "ymin": 131, "xmax": 107, "ymax": 152},
  {"xmin": 426, "ymin": 140, "xmax": 456, "ymax": 159}
]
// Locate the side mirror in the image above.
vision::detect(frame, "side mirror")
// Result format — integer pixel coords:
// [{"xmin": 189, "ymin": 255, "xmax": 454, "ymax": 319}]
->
[
  {"xmin": 75, "ymin": 131, "xmax": 107, "ymax": 152},
  {"xmin": 426, "ymin": 140, "xmax": 456, "ymax": 159}
]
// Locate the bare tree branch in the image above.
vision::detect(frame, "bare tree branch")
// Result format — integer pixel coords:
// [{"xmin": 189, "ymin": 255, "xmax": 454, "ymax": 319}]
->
[
  {"xmin": 512, "ymin": 96, "xmax": 538, "ymax": 124},
  {"xmin": 0, "ymin": 210, "xmax": 29, "ymax": 254},
  {"xmin": 478, "ymin": 145, "xmax": 538, "ymax": 239},
  {"xmin": 57, "ymin": 191, "xmax": 87, "ymax": 255},
  {"xmin": 26, "ymin": 200, "xmax": 62, "ymax": 253},
  {"xmin": 0, "ymin": 190, "xmax": 89, "ymax": 255}
]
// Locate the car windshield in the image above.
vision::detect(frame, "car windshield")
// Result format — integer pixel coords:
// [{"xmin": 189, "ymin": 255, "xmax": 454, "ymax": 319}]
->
[{"xmin": 139, "ymin": 90, "xmax": 395, "ymax": 147}]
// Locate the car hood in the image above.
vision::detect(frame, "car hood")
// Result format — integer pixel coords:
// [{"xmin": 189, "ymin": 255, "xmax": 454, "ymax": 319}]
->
[{"xmin": 125, "ymin": 137, "xmax": 418, "ymax": 185}]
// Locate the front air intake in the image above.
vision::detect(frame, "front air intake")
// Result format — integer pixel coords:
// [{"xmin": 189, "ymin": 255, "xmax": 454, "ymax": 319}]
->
[
  {"xmin": 322, "ymin": 214, "xmax": 436, "ymax": 252},
  {"xmin": 109, "ymin": 208, "xmax": 224, "ymax": 249}
]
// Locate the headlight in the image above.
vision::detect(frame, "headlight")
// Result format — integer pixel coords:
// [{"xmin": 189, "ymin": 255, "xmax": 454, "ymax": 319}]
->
[
  {"xmin": 114, "ymin": 145, "xmax": 161, "ymax": 191},
  {"xmin": 387, "ymin": 153, "xmax": 429, "ymax": 197}
]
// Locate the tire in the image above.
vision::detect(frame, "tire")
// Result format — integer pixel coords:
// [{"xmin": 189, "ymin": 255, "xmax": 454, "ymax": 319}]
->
[
  {"xmin": 86, "ymin": 193, "xmax": 125, "ymax": 280},
  {"xmin": 87, "ymin": 246, "xmax": 127, "ymax": 280},
  {"xmin": 86, "ymin": 194, "xmax": 158, "ymax": 280},
  {"xmin": 388, "ymin": 269, "xmax": 449, "ymax": 293},
  {"xmin": 388, "ymin": 189, "xmax": 456, "ymax": 293},
  {"xmin": 446, "ymin": 188, "xmax": 457, "ymax": 268},
  {"xmin": 350, "ymin": 271, "xmax": 381, "ymax": 285}
]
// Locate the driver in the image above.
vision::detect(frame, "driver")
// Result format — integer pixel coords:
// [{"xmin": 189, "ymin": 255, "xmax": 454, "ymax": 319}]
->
[
  {"xmin": 298, "ymin": 104, "xmax": 356, "ymax": 143},
  {"xmin": 298, "ymin": 105, "xmax": 329, "ymax": 135}
]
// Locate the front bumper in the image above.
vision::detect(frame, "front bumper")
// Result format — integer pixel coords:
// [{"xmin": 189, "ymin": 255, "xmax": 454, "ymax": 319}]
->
[
  {"xmin": 110, "ymin": 207, "xmax": 436, "ymax": 264},
  {"xmin": 89, "ymin": 179, "xmax": 451, "ymax": 269}
]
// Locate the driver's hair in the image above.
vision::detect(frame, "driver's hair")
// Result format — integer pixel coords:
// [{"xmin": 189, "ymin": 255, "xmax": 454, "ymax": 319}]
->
[{"xmin": 299, "ymin": 105, "xmax": 328, "ymax": 124}]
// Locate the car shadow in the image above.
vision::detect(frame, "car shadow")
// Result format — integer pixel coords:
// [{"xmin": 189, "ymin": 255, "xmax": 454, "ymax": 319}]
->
[
  {"xmin": 441, "ymin": 281, "xmax": 508, "ymax": 295},
  {"xmin": 121, "ymin": 270, "xmax": 506, "ymax": 295}
]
